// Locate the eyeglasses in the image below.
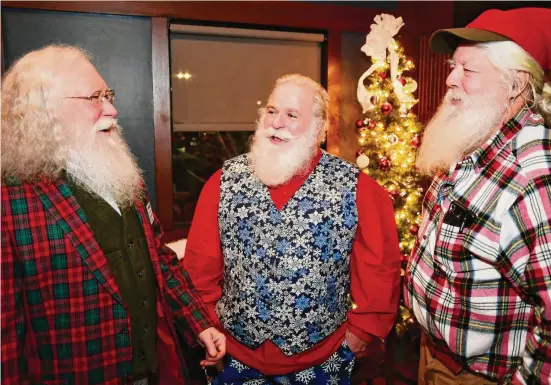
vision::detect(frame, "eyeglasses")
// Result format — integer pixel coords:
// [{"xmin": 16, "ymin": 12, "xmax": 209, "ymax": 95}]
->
[{"xmin": 65, "ymin": 89, "xmax": 115, "ymax": 104}]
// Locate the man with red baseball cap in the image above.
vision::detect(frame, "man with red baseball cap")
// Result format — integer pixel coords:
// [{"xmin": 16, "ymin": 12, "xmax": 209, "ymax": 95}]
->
[{"xmin": 404, "ymin": 7, "xmax": 551, "ymax": 385}]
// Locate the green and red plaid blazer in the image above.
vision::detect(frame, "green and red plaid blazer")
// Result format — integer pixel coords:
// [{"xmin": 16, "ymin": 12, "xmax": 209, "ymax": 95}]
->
[{"xmin": 1, "ymin": 177, "xmax": 213, "ymax": 385}]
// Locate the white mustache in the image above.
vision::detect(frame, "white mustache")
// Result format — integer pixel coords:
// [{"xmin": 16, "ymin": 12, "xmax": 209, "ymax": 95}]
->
[
  {"xmin": 445, "ymin": 89, "xmax": 468, "ymax": 104},
  {"xmin": 264, "ymin": 127, "xmax": 294, "ymax": 140},
  {"xmin": 94, "ymin": 118, "xmax": 118, "ymax": 132}
]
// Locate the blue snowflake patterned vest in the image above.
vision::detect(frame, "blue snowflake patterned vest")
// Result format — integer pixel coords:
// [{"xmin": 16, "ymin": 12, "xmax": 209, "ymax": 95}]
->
[{"xmin": 216, "ymin": 151, "xmax": 359, "ymax": 356}]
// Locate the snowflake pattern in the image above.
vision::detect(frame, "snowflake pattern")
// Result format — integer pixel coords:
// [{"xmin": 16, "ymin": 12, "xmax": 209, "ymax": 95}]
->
[
  {"xmin": 345, "ymin": 359, "xmax": 355, "ymax": 374},
  {"xmin": 229, "ymin": 357, "xmax": 249, "ymax": 373},
  {"xmin": 212, "ymin": 341, "xmax": 355, "ymax": 385},
  {"xmin": 327, "ymin": 374, "xmax": 340, "ymax": 385},
  {"xmin": 321, "ymin": 351, "xmax": 343, "ymax": 373},
  {"xmin": 216, "ymin": 151, "xmax": 359, "ymax": 356},
  {"xmin": 243, "ymin": 380, "xmax": 265, "ymax": 385},
  {"xmin": 274, "ymin": 376, "xmax": 292, "ymax": 385},
  {"xmin": 295, "ymin": 368, "xmax": 316, "ymax": 383}
]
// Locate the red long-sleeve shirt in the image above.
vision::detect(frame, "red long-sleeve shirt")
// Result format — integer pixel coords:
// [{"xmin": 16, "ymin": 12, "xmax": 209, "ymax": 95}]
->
[{"xmin": 184, "ymin": 150, "xmax": 401, "ymax": 374}]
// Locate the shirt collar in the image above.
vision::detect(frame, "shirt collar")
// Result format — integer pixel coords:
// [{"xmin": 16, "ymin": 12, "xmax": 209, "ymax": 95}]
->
[{"xmin": 462, "ymin": 107, "xmax": 532, "ymax": 171}]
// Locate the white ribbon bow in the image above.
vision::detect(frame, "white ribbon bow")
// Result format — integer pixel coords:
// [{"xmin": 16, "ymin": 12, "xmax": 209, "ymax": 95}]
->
[{"xmin": 357, "ymin": 14, "xmax": 417, "ymax": 112}]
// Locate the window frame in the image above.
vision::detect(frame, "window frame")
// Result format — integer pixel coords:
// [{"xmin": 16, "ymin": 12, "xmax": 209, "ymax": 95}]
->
[{"xmin": 157, "ymin": 19, "xmax": 331, "ymax": 230}]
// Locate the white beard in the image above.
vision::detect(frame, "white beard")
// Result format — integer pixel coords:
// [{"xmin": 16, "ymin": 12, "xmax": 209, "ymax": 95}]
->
[
  {"xmin": 416, "ymin": 89, "xmax": 507, "ymax": 176},
  {"xmin": 249, "ymin": 120, "xmax": 320, "ymax": 187},
  {"xmin": 66, "ymin": 118, "xmax": 144, "ymax": 210}
]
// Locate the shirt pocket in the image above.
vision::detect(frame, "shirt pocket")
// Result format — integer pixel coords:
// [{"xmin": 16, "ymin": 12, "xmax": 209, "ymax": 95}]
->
[{"xmin": 436, "ymin": 220, "xmax": 501, "ymax": 275}]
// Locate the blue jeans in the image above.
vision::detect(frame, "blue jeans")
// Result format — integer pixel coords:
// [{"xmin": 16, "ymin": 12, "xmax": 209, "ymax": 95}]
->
[{"xmin": 211, "ymin": 340, "xmax": 355, "ymax": 385}]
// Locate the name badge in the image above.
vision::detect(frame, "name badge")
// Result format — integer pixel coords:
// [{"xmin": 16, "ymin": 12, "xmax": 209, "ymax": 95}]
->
[{"xmin": 146, "ymin": 202, "xmax": 154, "ymax": 225}]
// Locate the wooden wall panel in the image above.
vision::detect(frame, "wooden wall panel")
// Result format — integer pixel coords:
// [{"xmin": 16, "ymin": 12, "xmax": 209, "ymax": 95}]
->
[
  {"xmin": 418, "ymin": 33, "xmax": 450, "ymax": 124},
  {"xmin": 151, "ymin": 17, "xmax": 173, "ymax": 228},
  {"xmin": 326, "ymin": 29, "xmax": 341, "ymax": 156}
]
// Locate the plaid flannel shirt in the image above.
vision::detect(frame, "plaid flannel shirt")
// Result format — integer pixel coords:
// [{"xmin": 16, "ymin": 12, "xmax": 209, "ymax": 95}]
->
[
  {"xmin": 404, "ymin": 108, "xmax": 551, "ymax": 384},
  {"xmin": 1, "ymin": 177, "xmax": 212, "ymax": 385}
]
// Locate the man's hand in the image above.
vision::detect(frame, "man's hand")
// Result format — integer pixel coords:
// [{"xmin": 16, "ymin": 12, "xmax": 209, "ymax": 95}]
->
[
  {"xmin": 198, "ymin": 327, "xmax": 226, "ymax": 367},
  {"xmin": 345, "ymin": 329, "xmax": 369, "ymax": 359}
]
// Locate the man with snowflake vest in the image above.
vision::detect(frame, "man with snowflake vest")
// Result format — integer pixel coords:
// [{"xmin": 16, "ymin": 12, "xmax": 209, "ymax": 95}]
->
[{"xmin": 183, "ymin": 74, "xmax": 402, "ymax": 384}]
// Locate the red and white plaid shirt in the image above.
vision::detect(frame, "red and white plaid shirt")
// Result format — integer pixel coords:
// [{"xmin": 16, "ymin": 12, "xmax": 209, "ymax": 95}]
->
[{"xmin": 405, "ymin": 108, "xmax": 551, "ymax": 384}]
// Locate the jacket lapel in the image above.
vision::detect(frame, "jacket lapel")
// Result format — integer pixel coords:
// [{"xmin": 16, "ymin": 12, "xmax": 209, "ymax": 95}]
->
[
  {"xmin": 134, "ymin": 199, "xmax": 166, "ymax": 294},
  {"xmin": 33, "ymin": 179, "xmax": 124, "ymax": 305}
]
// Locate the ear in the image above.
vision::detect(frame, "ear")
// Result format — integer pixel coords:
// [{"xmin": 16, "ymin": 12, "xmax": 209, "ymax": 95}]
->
[{"xmin": 511, "ymin": 71, "xmax": 530, "ymax": 99}]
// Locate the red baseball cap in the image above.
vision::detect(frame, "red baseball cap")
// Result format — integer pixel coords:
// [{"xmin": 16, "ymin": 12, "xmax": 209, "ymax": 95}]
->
[{"xmin": 430, "ymin": 8, "xmax": 551, "ymax": 71}]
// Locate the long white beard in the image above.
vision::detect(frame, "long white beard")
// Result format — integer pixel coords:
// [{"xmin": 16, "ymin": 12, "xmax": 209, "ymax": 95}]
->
[
  {"xmin": 66, "ymin": 118, "xmax": 143, "ymax": 210},
  {"xmin": 416, "ymin": 89, "xmax": 506, "ymax": 176},
  {"xmin": 249, "ymin": 121, "xmax": 320, "ymax": 187}
]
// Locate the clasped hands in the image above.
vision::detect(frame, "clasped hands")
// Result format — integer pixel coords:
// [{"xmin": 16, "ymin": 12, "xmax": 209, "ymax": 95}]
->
[
  {"xmin": 197, "ymin": 327, "xmax": 378, "ymax": 367},
  {"xmin": 197, "ymin": 327, "xmax": 227, "ymax": 368},
  {"xmin": 345, "ymin": 328, "xmax": 385, "ymax": 360}
]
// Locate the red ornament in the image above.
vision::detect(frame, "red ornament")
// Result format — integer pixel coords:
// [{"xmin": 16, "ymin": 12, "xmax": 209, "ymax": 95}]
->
[
  {"xmin": 388, "ymin": 189, "xmax": 400, "ymax": 201},
  {"xmin": 409, "ymin": 224, "xmax": 420, "ymax": 235},
  {"xmin": 401, "ymin": 254, "xmax": 410, "ymax": 263},
  {"xmin": 397, "ymin": 76, "xmax": 407, "ymax": 86},
  {"xmin": 355, "ymin": 119, "xmax": 365, "ymax": 128},
  {"xmin": 411, "ymin": 134, "xmax": 421, "ymax": 149},
  {"xmin": 378, "ymin": 157, "xmax": 391, "ymax": 171},
  {"xmin": 368, "ymin": 120, "xmax": 376, "ymax": 129},
  {"xmin": 379, "ymin": 71, "xmax": 388, "ymax": 79},
  {"xmin": 381, "ymin": 103, "xmax": 393, "ymax": 115}
]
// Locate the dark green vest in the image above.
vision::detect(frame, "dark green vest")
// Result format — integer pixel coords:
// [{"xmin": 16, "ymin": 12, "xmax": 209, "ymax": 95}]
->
[{"xmin": 69, "ymin": 181, "xmax": 158, "ymax": 376}]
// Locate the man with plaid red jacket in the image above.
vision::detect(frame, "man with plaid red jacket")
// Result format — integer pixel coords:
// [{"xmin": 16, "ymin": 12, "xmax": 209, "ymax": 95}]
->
[
  {"xmin": 1, "ymin": 45, "xmax": 226, "ymax": 385},
  {"xmin": 404, "ymin": 7, "xmax": 551, "ymax": 385}
]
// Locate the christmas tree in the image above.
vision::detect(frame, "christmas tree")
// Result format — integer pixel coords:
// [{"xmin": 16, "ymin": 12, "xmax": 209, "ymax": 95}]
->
[{"xmin": 355, "ymin": 14, "xmax": 423, "ymax": 381}]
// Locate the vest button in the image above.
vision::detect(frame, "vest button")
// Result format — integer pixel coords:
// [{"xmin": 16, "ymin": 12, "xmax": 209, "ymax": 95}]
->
[
  {"xmin": 140, "ymin": 351, "xmax": 146, "ymax": 360},
  {"xmin": 143, "ymin": 324, "xmax": 148, "ymax": 334},
  {"xmin": 138, "ymin": 270, "xmax": 144, "ymax": 278},
  {"xmin": 128, "ymin": 242, "xmax": 134, "ymax": 250},
  {"xmin": 142, "ymin": 299, "xmax": 148, "ymax": 306}
]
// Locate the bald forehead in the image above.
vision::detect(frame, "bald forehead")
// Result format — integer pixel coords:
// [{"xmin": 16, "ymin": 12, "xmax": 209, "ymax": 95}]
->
[
  {"xmin": 268, "ymin": 82, "xmax": 315, "ymax": 112},
  {"xmin": 57, "ymin": 55, "xmax": 108, "ymax": 96}
]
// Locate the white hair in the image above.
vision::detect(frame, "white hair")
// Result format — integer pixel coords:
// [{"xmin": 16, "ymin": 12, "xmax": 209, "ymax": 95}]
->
[
  {"xmin": 258, "ymin": 74, "xmax": 330, "ymax": 143},
  {"xmin": 479, "ymin": 40, "xmax": 551, "ymax": 126},
  {"xmin": 1, "ymin": 44, "xmax": 90, "ymax": 181}
]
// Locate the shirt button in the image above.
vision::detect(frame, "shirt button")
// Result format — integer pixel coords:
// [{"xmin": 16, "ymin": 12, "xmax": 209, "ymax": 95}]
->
[
  {"xmin": 138, "ymin": 271, "xmax": 144, "ymax": 278},
  {"xmin": 534, "ymin": 326, "xmax": 541, "ymax": 335},
  {"xmin": 423, "ymin": 235, "xmax": 427, "ymax": 240}
]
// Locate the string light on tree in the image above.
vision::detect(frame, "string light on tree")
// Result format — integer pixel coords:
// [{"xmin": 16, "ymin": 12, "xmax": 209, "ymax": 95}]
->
[{"xmin": 355, "ymin": 13, "xmax": 424, "ymax": 340}]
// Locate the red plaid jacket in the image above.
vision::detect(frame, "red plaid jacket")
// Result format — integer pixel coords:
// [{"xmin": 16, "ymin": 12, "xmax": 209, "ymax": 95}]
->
[{"xmin": 1, "ymin": 177, "xmax": 213, "ymax": 385}]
